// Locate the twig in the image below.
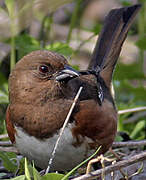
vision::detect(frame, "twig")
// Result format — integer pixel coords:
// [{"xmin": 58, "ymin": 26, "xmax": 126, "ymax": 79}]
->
[
  {"xmin": 112, "ymin": 140, "xmax": 146, "ymax": 148},
  {"xmin": 118, "ymin": 107, "xmax": 146, "ymax": 115},
  {"xmin": 0, "ymin": 141, "xmax": 12, "ymax": 146},
  {"xmin": 74, "ymin": 34, "xmax": 96, "ymax": 55},
  {"xmin": 72, "ymin": 151, "xmax": 146, "ymax": 180},
  {"xmin": 0, "ymin": 134, "xmax": 9, "ymax": 139},
  {"xmin": 123, "ymin": 111, "xmax": 146, "ymax": 124},
  {"xmin": 45, "ymin": 86, "xmax": 83, "ymax": 174},
  {"xmin": 109, "ymin": 148, "xmax": 128, "ymax": 179},
  {"xmin": 0, "ymin": 147, "xmax": 18, "ymax": 153},
  {"xmin": 66, "ymin": 0, "xmax": 82, "ymax": 44}
]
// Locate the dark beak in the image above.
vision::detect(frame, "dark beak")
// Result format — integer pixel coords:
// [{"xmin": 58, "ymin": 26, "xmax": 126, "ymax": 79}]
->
[{"xmin": 56, "ymin": 65, "xmax": 80, "ymax": 82}]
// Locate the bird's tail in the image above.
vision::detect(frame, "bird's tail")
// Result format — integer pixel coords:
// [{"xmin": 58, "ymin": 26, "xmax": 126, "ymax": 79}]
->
[{"xmin": 88, "ymin": 4, "xmax": 141, "ymax": 88}]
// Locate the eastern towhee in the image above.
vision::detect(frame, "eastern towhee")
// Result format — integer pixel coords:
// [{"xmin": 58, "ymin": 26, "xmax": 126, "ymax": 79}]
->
[{"xmin": 6, "ymin": 4, "xmax": 141, "ymax": 171}]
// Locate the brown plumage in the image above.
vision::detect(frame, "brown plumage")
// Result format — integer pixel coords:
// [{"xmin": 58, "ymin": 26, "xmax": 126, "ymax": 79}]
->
[{"xmin": 6, "ymin": 4, "xmax": 141, "ymax": 171}]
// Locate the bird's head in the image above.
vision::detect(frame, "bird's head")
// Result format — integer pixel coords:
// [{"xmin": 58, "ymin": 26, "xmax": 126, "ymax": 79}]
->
[{"xmin": 9, "ymin": 50, "xmax": 80, "ymax": 104}]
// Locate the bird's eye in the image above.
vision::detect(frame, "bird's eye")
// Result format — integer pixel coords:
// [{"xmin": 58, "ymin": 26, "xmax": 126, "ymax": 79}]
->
[{"xmin": 39, "ymin": 65, "xmax": 49, "ymax": 74}]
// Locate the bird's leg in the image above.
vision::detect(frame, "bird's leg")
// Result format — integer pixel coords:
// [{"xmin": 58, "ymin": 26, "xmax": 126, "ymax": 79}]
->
[
  {"xmin": 109, "ymin": 148, "xmax": 129, "ymax": 179},
  {"xmin": 86, "ymin": 154, "xmax": 115, "ymax": 180}
]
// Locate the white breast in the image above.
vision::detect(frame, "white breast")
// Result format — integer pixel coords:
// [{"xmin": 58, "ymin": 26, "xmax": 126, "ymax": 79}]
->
[{"xmin": 15, "ymin": 125, "xmax": 94, "ymax": 171}]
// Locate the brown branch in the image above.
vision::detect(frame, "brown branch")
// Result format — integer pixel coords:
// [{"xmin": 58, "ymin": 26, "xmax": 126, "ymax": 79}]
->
[
  {"xmin": 112, "ymin": 140, "xmax": 146, "ymax": 148},
  {"xmin": 72, "ymin": 151, "xmax": 146, "ymax": 180}
]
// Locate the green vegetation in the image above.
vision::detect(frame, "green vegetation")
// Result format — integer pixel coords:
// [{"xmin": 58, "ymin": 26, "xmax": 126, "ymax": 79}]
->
[{"xmin": 0, "ymin": 0, "xmax": 145, "ymax": 179}]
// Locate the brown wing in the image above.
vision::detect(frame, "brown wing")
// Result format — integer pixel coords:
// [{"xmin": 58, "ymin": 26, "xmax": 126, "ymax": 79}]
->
[
  {"xmin": 72, "ymin": 99, "xmax": 117, "ymax": 154},
  {"xmin": 5, "ymin": 105, "xmax": 16, "ymax": 143}
]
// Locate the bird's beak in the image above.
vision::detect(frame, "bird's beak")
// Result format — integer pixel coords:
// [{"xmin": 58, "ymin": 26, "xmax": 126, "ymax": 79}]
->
[{"xmin": 56, "ymin": 65, "xmax": 80, "ymax": 82}]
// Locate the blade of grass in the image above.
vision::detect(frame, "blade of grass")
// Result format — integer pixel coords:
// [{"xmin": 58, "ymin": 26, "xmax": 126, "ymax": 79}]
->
[
  {"xmin": 25, "ymin": 158, "xmax": 31, "ymax": 180},
  {"xmin": 61, "ymin": 146, "xmax": 101, "ymax": 180},
  {"xmin": 130, "ymin": 120, "xmax": 145, "ymax": 139}
]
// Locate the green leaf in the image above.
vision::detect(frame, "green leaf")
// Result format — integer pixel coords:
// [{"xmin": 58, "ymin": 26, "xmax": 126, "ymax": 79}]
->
[
  {"xmin": 115, "ymin": 134, "xmax": 124, "ymax": 142},
  {"xmin": 72, "ymin": 64, "xmax": 80, "ymax": 71},
  {"xmin": 92, "ymin": 24, "xmax": 102, "ymax": 35},
  {"xmin": 0, "ymin": 73, "xmax": 7, "ymax": 84},
  {"xmin": 15, "ymin": 34, "xmax": 73, "ymax": 60},
  {"xmin": 0, "ymin": 90, "xmax": 9, "ymax": 104},
  {"xmin": 17, "ymin": 158, "xmax": 25, "ymax": 176},
  {"xmin": 119, "ymin": 0, "xmax": 132, "ymax": 6},
  {"xmin": 0, "ymin": 151, "xmax": 17, "ymax": 172},
  {"xmin": 13, "ymin": 34, "xmax": 73, "ymax": 60},
  {"xmin": 32, "ymin": 163, "xmax": 41, "ymax": 180},
  {"xmin": 25, "ymin": 158, "xmax": 31, "ymax": 180},
  {"xmin": 130, "ymin": 120, "xmax": 145, "ymax": 139},
  {"xmin": 42, "ymin": 173, "xmax": 64, "ymax": 180},
  {"xmin": 15, "ymin": 34, "xmax": 39, "ymax": 47},
  {"xmin": 15, "ymin": 34, "xmax": 40, "ymax": 59},
  {"xmin": 114, "ymin": 62, "xmax": 145, "ymax": 80},
  {"xmin": 5, "ymin": 0, "xmax": 15, "ymax": 17},
  {"xmin": 2, "ymin": 83, "xmax": 8, "ymax": 94},
  {"xmin": 6, "ymin": 175, "xmax": 25, "ymax": 180},
  {"xmin": 0, "ymin": 82, "xmax": 8, "ymax": 104},
  {"xmin": 136, "ymin": 36, "xmax": 146, "ymax": 50},
  {"xmin": 118, "ymin": 113, "xmax": 129, "ymax": 131},
  {"xmin": 45, "ymin": 42, "xmax": 73, "ymax": 58},
  {"xmin": 114, "ymin": 79, "xmax": 146, "ymax": 103}
]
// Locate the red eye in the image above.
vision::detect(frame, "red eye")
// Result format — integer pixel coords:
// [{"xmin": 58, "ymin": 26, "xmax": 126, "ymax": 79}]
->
[{"xmin": 39, "ymin": 65, "xmax": 49, "ymax": 74}]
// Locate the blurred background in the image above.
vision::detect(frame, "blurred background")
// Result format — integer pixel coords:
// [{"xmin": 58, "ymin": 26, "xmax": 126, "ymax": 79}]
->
[{"xmin": 0, "ymin": 0, "xmax": 145, "ymax": 178}]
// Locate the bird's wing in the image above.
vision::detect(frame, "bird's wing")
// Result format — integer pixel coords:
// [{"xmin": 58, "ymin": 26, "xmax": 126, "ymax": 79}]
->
[{"xmin": 5, "ymin": 105, "xmax": 16, "ymax": 143}]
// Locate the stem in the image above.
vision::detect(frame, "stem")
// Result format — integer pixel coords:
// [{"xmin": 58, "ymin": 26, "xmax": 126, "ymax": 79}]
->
[
  {"xmin": 39, "ymin": 13, "xmax": 54, "ymax": 48},
  {"xmin": 74, "ymin": 34, "xmax": 96, "ymax": 55},
  {"xmin": 39, "ymin": 15, "xmax": 48, "ymax": 48},
  {"xmin": 47, "ymin": 13, "xmax": 54, "ymax": 46},
  {"xmin": 66, "ymin": 0, "xmax": 82, "ymax": 44},
  {"xmin": 137, "ymin": 2, "xmax": 146, "ymax": 142},
  {"xmin": 10, "ymin": 35, "xmax": 15, "ymax": 71},
  {"xmin": 5, "ymin": 0, "xmax": 16, "ymax": 71},
  {"xmin": 138, "ymin": 1, "xmax": 145, "ymax": 73}
]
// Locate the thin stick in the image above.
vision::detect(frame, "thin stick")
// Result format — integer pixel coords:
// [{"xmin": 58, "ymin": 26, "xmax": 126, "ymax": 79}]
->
[
  {"xmin": 45, "ymin": 86, "xmax": 83, "ymax": 174},
  {"xmin": 74, "ymin": 34, "xmax": 96, "ymax": 54},
  {"xmin": 123, "ymin": 111, "xmax": 146, "ymax": 124},
  {"xmin": 118, "ymin": 107, "xmax": 146, "ymax": 115},
  {"xmin": 0, "ymin": 147, "xmax": 18, "ymax": 153},
  {"xmin": 0, "ymin": 134, "xmax": 9, "ymax": 139},
  {"xmin": 112, "ymin": 140, "xmax": 146, "ymax": 148},
  {"xmin": 0, "ymin": 141, "xmax": 12, "ymax": 146},
  {"xmin": 72, "ymin": 151, "xmax": 146, "ymax": 180}
]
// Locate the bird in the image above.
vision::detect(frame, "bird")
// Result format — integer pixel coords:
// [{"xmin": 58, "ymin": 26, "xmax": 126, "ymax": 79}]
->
[{"xmin": 6, "ymin": 4, "xmax": 141, "ymax": 171}]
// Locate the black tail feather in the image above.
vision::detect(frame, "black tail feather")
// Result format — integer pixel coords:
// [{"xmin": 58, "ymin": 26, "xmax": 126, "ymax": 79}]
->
[{"xmin": 88, "ymin": 4, "xmax": 141, "ymax": 87}]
